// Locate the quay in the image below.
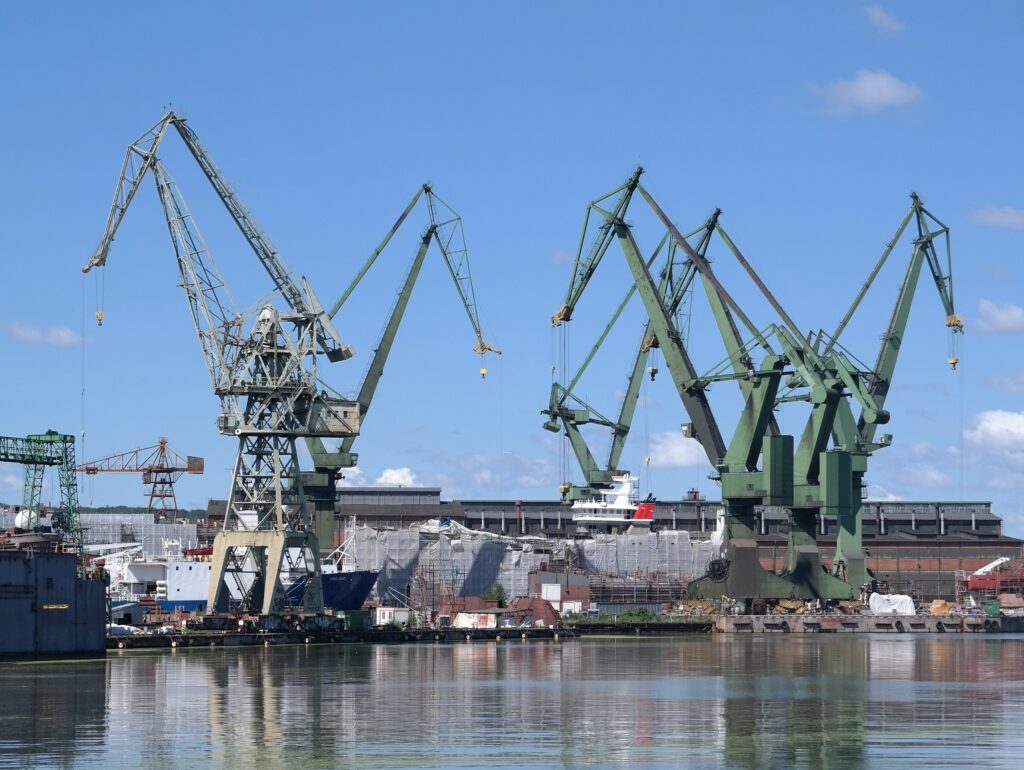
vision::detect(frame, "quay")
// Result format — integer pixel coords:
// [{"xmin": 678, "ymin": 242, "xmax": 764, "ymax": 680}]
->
[
  {"xmin": 107, "ymin": 625, "xmax": 574, "ymax": 650},
  {"xmin": 105, "ymin": 612, "xmax": 1019, "ymax": 651},
  {"xmin": 714, "ymin": 614, "xmax": 1014, "ymax": 633}
]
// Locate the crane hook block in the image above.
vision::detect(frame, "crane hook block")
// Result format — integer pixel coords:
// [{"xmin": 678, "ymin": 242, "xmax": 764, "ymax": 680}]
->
[
  {"xmin": 480, "ymin": 367, "xmax": 487, "ymax": 379},
  {"xmin": 647, "ymin": 366, "xmax": 658, "ymax": 381},
  {"xmin": 95, "ymin": 310, "xmax": 104, "ymax": 327},
  {"xmin": 948, "ymin": 357, "xmax": 960, "ymax": 370}
]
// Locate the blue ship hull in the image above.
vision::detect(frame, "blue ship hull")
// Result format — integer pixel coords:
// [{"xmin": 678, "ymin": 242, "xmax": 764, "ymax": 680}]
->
[{"xmin": 286, "ymin": 570, "xmax": 379, "ymax": 611}]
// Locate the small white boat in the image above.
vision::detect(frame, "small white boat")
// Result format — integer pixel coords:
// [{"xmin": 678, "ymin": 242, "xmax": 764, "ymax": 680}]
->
[{"xmin": 570, "ymin": 474, "xmax": 655, "ymax": 533}]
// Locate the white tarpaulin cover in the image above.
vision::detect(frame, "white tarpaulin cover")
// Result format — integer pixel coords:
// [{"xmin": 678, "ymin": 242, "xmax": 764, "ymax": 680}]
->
[
  {"xmin": 347, "ymin": 520, "xmax": 717, "ymax": 608},
  {"xmin": 869, "ymin": 592, "xmax": 916, "ymax": 615}
]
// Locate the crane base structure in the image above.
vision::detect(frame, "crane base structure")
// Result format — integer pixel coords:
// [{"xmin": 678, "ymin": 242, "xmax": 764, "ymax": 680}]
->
[
  {"xmin": 687, "ymin": 444, "xmax": 865, "ymax": 603},
  {"xmin": 207, "ymin": 529, "xmax": 324, "ymax": 615}
]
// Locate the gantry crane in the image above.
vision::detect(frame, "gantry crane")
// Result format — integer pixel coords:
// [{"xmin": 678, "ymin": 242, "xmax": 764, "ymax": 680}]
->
[
  {"xmin": 788, "ymin": 193, "xmax": 961, "ymax": 591},
  {"xmin": 76, "ymin": 438, "xmax": 204, "ymax": 519},
  {"xmin": 82, "ymin": 112, "xmax": 361, "ymax": 617},
  {"xmin": 0, "ymin": 431, "xmax": 84, "ymax": 556}
]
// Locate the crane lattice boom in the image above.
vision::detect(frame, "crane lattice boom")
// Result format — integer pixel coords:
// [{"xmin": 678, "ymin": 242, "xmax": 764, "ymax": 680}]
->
[
  {"xmin": 82, "ymin": 113, "xmax": 363, "ymax": 616},
  {"xmin": 77, "ymin": 438, "xmax": 204, "ymax": 518}
]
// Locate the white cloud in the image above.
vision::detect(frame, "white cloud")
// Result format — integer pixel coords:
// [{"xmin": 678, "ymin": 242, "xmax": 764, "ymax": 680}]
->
[
  {"xmin": 865, "ymin": 484, "xmax": 903, "ymax": 502},
  {"xmin": 908, "ymin": 441, "xmax": 934, "ymax": 460},
  {"xmin": 989, "ymin": 372, "xmax": 1024, "ymax": 395},
  {"xmin": 965, "ymin": 410, "xmax": 1024, "ymax": 453},
  {"xmin": 815, "ymin": 70, "xmax": 922, "ymax": 116},
  {"xmin": 4, "ymin": 321, "xmax": 83, "ymax": 347},
  {"xmin": 336, "ymin": 466, "xmax": 368, "ymax": 487},
  {"xmin": 902, "ymin": 463, "xmax": 952, "ymax": 488},
  {"xmin": 976, "ymin": 299, "xmax": 1024, "ymax": 333},
  {"xmin": 961, "ymin": 411, "xmax": 1024, "ymax": 495},
  {"xmin": 550, "ymin": 249, "xmax": 574, "ymax": 265},
  {"xmin": 969, "ymin": 205, "xmax": 1024, "ymax": 231},
  {"xmin": 647, "ymin": 431, "xmax": 707, "ymax": 469},
  {"xmin": 413, "ymin": 450, "xmax": 559, "ymax": 497},
  {"xmin": 375, "ymin": 467, "xmax": 420, "ymax": 487},
  {"xmin": 864, "ymin": 5, "xmax": 904, "ymax": 33}
]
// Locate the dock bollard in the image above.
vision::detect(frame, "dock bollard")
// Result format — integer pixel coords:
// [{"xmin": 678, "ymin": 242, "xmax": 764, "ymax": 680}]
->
[
  {"xmin": 554, "ymin": 633, "xmax": 559, "ymax": 641},
  {"xmin": 305, "ymin": 637, "xmax": 310, "ymax": 644},
  {"xmin": 496, "ymin": 635, "xmax": 501, "ymax": 642},
  {"xmin": 465, "ymin": 634, "xmax": 472, "ymax": 642},
  {"xmin": 521, "ymin": 633, "xmax": 527, "ymax": 640},
  {"xmin": 171, "ymin": 641, "xmax": 177, "ymax": 648},
  {"xmin": 117, "ymin": 642, "xmax": 125, "ymax": 649},
  {"xmin": 264, "ymin": 640, "xmax": 270, "ymax": 647}
]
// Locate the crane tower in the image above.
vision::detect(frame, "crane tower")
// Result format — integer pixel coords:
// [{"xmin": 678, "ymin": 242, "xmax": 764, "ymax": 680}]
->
[
  {"xmin": 77, "ymin": 437, "xmax": 204, "ymax": 519},
  {"xmin": 82, "ymin": 113, "xmax": 360, "ymax": 618}
]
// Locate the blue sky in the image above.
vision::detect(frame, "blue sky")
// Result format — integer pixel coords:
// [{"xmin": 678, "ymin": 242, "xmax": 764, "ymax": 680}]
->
[{"xmin": 1, "ymin": 2, "xmax": 1023, "ymax": 531}]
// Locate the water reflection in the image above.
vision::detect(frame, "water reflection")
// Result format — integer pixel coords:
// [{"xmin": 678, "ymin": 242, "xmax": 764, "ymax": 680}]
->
[
  {"xmin": 2, "ymin": 636, "xmax": 1024, "ymax": 768},
  {"xmin": 0, "ymin": 659, "xmax": 106, "ymax": 767}
]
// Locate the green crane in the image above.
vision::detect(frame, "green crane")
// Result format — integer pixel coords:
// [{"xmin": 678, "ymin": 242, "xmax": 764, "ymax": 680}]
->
[
  {"xmin": 329, "ymin": 183, "xmax": 500, "ymax": 463},
  {"xmin": 819, "ymin": 193, "xmax": 961, "ymax": 587},
  {"xmin": 547, "ymin": 168, "xmax": 780, "ymax": 503},
  {"xmin": 551, "ymin": 168, "xmax": 802, "ymax": 599},
  {"xmin": 544, "ymin": 217, "xmax": 709, "ymax": 501},
  {"xmin": 0, "ymin": 431, "xmax": 84, "ymax": 555},
  {"xmin": 686, "ymin": 194, "xmax": 960, "ymax": 600},
  {"xmin": 301, "ymin": 184, "xmax": 500, "ymax": 532}
]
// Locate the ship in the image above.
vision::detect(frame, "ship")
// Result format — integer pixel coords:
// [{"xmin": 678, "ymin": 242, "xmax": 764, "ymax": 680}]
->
[
  {"xmin": 570, "ymin": 474, "xmax": 656, "ymax": 535},
  {"xmin": 105, "ymin": 540, "xmax": 379, "ymax": 614},
  {"xmin": 286, "ymin": 567, "xmax": 380, "ymax": 611}
]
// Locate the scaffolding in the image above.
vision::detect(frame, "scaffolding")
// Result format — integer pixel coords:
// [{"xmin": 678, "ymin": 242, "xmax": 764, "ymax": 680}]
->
[{"xmin": 348, "ymin": 523, "xmax": 717, "ymax": 604}]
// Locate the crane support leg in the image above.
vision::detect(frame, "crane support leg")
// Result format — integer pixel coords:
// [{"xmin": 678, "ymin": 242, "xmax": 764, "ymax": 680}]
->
[
  {"xmin": 206, "ymin": 530, "xmax": 324, "ymax": 615},
  {"xmin": 690, "ymin": 434, "xmax": 806, "ymax": 603}
]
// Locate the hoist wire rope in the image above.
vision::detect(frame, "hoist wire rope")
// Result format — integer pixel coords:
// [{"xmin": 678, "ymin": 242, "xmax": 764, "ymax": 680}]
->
[
  {"xmin": 80, "ymin": 274, "xmax": 90, "ymax": 506},
  {"xmin": 957, "ymin": 335, "xmax": 965, "ymax": 500},
  {"xmin": 641, "ymin": 371, "xmax": 652, "ymax": 496}
]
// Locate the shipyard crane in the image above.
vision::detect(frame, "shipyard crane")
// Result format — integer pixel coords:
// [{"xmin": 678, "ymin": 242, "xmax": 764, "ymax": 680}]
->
[
  {"xmin": 76, "ymin": 438, "xmax": 204, "ymax": 519},
  {"xmin": 554, "ymin": 168, "xmax": 911, "ymax": 602},
  {"xmin": 544, "ymin": 218, "xmax": 710, "ymax": 501},
  {"xmin": 304, "ymin": 183, "xmax": 500, "ymax": 476},
  {"xmin": 679, "ymin": 196, "xmax": 960, "ymax": 600},
  {"xmin": 553, "ymin": 170, "xmax": 962, "ymax": 605},
  {"xmin": 547, "ymin": 169, "xmax": 779, "ymax": 503},
  {"xmin": 550, "ymin": 168, "xmax": 808, "ymax": 600},
  {"xmin": 82, "ymin": 112, "xmax": 361, "ymax": 617},
  {"xmin": 0, "ymin": 431, "xmax": 84, "ymax": 556},
  {"xmin": 802, "ymin": 193, "xmax": 960, "ymax": 588}
]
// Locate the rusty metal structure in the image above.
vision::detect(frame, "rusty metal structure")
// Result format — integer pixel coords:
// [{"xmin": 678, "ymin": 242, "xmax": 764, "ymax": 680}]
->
[{"xmin": 77, "ymin": 437, "xmax": 203, "ymax": 518}]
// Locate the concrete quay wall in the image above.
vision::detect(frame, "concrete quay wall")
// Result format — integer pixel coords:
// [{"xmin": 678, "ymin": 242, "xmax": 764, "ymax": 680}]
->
[{"xmin": 714, "ymin": 614, "xmax": 1004, "ymax": 633}]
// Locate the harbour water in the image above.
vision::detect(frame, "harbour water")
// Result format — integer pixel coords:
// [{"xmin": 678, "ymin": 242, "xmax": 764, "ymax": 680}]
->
[{"xmin": 2, "ymin": 635, "xmax": 1024, "ymax": 768}]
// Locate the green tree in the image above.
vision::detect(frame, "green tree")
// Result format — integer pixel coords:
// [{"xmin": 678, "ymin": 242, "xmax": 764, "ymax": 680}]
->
[{"xmin": 481, "ymin": 582, "xmax": 507, "ymax": 606}]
